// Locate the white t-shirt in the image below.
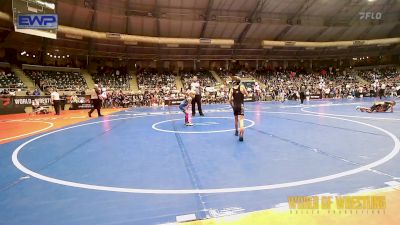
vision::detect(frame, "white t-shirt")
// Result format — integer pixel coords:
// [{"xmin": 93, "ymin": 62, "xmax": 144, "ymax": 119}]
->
[
  {"xmin": 191, "ymin": 82, "xmax": 200, "ymax": 95},
  {"xmin": 51, "ymin": 91, "xmax": 60, "ymax": 101},
  {"xmin": 90, "ymin": 88, "xmax": 99, "ymax": 99}
]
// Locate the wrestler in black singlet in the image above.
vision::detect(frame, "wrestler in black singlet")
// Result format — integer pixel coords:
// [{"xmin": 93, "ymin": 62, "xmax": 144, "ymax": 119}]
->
[{"xmin": 232, "ymin": 85, "xmax": 244, "ymax": 116}]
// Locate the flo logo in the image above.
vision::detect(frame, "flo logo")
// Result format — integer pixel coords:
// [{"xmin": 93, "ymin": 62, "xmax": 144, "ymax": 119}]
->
[{"xmin": 359, "ymin": 12, "xmax": 382, "ymax": 20}]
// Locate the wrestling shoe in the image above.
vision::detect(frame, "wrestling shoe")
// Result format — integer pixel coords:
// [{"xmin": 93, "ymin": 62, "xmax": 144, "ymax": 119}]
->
[
  {"xmin": 185, "ymin": 122, "xmax": 194, "ymax": 126},
  {"xmin": 235, "ymin": 130, "xmax": 238, "ymax": 136},
  {"xmin": 239, "ymin": 136, "xmax": 244, "ymax": 142}
]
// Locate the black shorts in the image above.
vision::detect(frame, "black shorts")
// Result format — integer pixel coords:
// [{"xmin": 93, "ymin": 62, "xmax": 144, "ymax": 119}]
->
[{"xmin": 233, "ymin": 104, "xmax": 244, "ymax": 116}]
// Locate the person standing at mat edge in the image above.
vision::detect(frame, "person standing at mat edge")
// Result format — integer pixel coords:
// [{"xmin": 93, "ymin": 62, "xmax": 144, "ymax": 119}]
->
[
  {"xmin": 229, "ymin": 76, "xmax": 249, "ymax": 142},
  {"xmin": 50, "ymin": 88, "xmax": 61, "ymax": 115},
  {"xmin": 191, "ymin": 76, "xmax": 204, "ymax": 116},
  {"xmin": 88, "ymin": 84, "xmax": 103, "ymax": 117}
]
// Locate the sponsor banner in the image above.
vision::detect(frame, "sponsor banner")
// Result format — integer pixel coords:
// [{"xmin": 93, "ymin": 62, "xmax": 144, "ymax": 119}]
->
[
  {"xmin": 70, "ymin": 103, "xmax": 92, "ymax": 110},
  {"xmin": 310, "ymin": 94, "xmax": 322, "ymax": 99},
  {"xmin": 0, "ymin": 96, "xmax": 26, "ymax": 114},
  {"xmin": 67, "ymin": 95, "xmax": 91, "ymax": 104},
  {"xmin": 13, "ymin": 96, "xmax": 52, "ymax": 105},
  {"xmin": 16, "ymin": 14, "xmax": 58, "ymax": 29},
  {"xmin": 164, "ymin": 98, "xmax": 184, "ymax": 105},
  {"xmin": 244, "ymin": 97, "xmax": 255, "ymax": 102},
  {"xmin": 205, "ymin": 87, "xmax": 216, "ymax": 92}
]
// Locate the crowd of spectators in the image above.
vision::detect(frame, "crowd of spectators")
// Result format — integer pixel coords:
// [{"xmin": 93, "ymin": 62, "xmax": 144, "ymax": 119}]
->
[
  {"xmin": 91, "ymin": 66, "xmax": 131, "ymax": 91},
  {"xmin": 99, "ymin": 67, "xmax": 399, "ymax": 108},
  {"xmin": 356, "ymin": 67, "xmax": 400, "ymax": 98},
  {"xmin": 181, "ymin": 70, "xmax": 217, "ymax": 90},
  {"xmin": 137, "ymin": 69, "xmax": 177, "ymax": 92},
  {"xmin": 24, "ymin": 69, "xmax": 87, "ymax": 92},
  {"xmin": 218, "ymin": 69, "xmax": 255, "ymax": 81},
  {"xmin": 253, "ymin": 68, "xmax": 399, "ymax": 101},
  {"xmin": 0, "ymin": 69, "xmax": 26, "ymax": 92},
  {"xmin": 98, "ymin": 89, "xmax": 184, "ymax": 108},
  {"xmin": 3, "ymin": 65, "xmax": 398, "ymax": 108}
]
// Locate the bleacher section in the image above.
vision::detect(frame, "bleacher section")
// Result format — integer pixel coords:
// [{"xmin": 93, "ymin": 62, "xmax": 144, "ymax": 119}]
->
[
  {"xmin": 91, "ymin": 66, "xmax": 131, "ymax": 90},
  {"xmin": 181, "ymin": 70, "xmax": 217, "ymax": 90},
  {"xmin": 0, "ymin": 71, "xmax": 26, "ymax": 89},
  {"xmin": 137, "ymin": 70, "xmax": 177, "ymax": 92},
  {"xmin": 24, "ymin": 69, "xmax": 87, "ymax": 91}
]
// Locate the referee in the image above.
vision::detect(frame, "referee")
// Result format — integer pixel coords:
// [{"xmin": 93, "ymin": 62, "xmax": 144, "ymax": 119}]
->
[
  {"xmin": 88, "ymin": 84, "xmax": 103, "ymax": 117},
  {"xmin": 50, "ymin": 88, "xmax": 61, "ymax": 115},
  {"xmin": 191, "ymin": 76, "xmax": 204, "ymax": 116},
  {"xmin": 299, "ymin": 85, "xmax": 306, "ymax": 104}
]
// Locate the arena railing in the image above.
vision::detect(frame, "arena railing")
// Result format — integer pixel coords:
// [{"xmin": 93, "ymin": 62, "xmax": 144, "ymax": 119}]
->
[
  {"xmin": 261, "ymin": 38, "xmax": 400, "ymax": 48},
  {"xmin": 22, "ymin": 64, "xmax": 80, "ymax": 72},
  {"xmin": 0, "ymin": 12, "xmax": 233, "ymax": 47},
  {"xmin": 1, "ymin": 11, "xmax": 398, "ymax": 48}
]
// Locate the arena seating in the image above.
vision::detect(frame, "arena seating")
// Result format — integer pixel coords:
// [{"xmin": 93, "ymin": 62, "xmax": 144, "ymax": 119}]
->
[
  {"xmin": 0, "ymin": 71, "xmax": 26, "ymax": 89},
  {"xmin": 91, "ymin": 66, "xmax": 131, "ymax": 90},
  {"xmin": 181, "ymin": 70, "xmax": 217, "ymax": 90},
  {"xmin": 253, "ymin": 70, "xmax": 367, "ymax": 100},
  {"xmin": 218, "ymin": 70, "xmax": 255, "ymax": 81},
  {"xmin": 137, "ymin": 70, "xmax": 177, "ymax": 92},
  {"xmin": 24, "ymin": 69, "xmax": 87, "ymax": 91},
  {"xmin": 357, "ymin": 68, "xmax": 399, "ymax": 83}
]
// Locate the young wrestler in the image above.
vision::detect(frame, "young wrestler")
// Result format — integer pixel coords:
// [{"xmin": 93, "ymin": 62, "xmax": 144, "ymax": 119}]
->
[
  {"xmin": 179, "ymin": 90, "xmax": 196, "ymax": 126},
  {"xmin": 229, "ymin": 76, "xmax": 249, "ymax": 142},
  {"xmin": 356, "ymin": 101, "xmax": 396, "ymax": 113}
]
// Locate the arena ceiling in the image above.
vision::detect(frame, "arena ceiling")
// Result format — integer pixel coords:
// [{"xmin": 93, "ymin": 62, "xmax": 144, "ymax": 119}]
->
[{"xmin": 0, "ymin": 0, "xmax": 400, "ymax": 60}]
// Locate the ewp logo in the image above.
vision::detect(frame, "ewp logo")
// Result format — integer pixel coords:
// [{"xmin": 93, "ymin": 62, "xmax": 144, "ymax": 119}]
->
[{"xmin": 16, "ymin": 14, "xmax": 58, "ymax": 29}]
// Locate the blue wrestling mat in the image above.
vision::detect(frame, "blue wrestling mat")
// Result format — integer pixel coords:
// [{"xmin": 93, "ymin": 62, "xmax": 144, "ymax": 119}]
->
[{"xmin": 1, "ymin": 98, "xmax": 399, "ymax": 225}]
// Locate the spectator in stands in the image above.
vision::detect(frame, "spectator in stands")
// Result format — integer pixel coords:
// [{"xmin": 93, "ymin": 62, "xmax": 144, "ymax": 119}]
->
[
  {"xmin": 397, "ymin": 83, "xmax": 400, "ymax": 97},
  {"xmin": 0, "ymin": 89, "xmax": 9, "ymax": 95},
  {"xmin": 33, "ymin": 88, "xmax": 40, "ymax": 96},
  {"xmin": 379, "ymin": 82, "xmax": 386, "ymax": 99},
  {"xmin": 9, "ymin": 89, "xmax": 16, "ymax": 96},
  {"xmin": 191, "ymin": 76, "xmax": 204, "ymax": 116}
]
